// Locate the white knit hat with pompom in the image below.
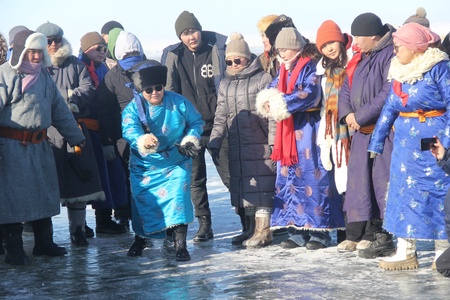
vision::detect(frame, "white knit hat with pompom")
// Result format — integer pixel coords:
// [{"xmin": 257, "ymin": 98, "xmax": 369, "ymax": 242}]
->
[
  {"xmin": 225, "ymin": 32, "xmax": 251, "ymax": 59},
  {"xmin": 404, "ymin": 7, "xmax": 430, "ymax": 28}
]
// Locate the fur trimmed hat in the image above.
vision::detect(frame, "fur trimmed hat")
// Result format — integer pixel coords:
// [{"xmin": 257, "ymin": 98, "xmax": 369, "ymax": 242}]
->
[
  {"xmin": 175, "ymin": 11, "xmax": 202, "ymax": 38},
  {"xmin": 8, "ymin": 25, "xmax": 29, "ymax": 46},
  {"xmin": 275, "ymin": 27, "xmax": 306, "ymax": 51},
  {"xmin": 101, "ymin": 20, "xmax": 124, "ymax": 35},
  {"xmin": 9, "ymin": 30, "xmax": 51, "ymax": 69},
  {"xmin": 265, "ymin": 14, "xmax": 296, "ymax": 47},
  {"xmin": 114, "ymin": 31, "xmax": 143, "ymax": 61},
  {"xmin": 404, "ymin": 7, "xmax": 430, "ymax": 28},
  {"xmin": 257, "ymin": 15, "xmax": 279, "ymax": 36},
  {"xmin": 128, "ymin": 60, "xmax": 168, "ymax": 93},
  {"xmin": 80, "ymin": 32, "xmax": 106, "ymax": 52},
  {"xmin": 36, "ymin": 22, "xmax": 64, "ymax": 37},
  {"xmin": 351, "ymin": 13, "xmax": 387, "ymax": 37},
  {"xmin": 226, "ymin": 32, "xmax": 251, "ymax": 59}
]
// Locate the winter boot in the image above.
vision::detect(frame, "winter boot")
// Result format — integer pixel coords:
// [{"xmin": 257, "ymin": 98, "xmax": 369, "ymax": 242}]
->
[
  {"xmin": 70, "ymin": 226, "xmax": 89, "ymax": 246},
  {"xmin": 95, "ymin": 208, "xmax": 127, "ymax": 234},
  {"xmin": 127, "ymin": 235, "xmax": 147, "ymax": 257},
  {"xmin": 2, "ymin": 223, "xmax": 31, "ymax": 265},
  {"xmin": 163, "ymin": 228, "xmax": 174, "ymax": 248},
  {"xmin": 379, "ymin": 238, "xmax": 418, "ymax": 270},
  {"xmin": 436, "ymin": 247, "xmax": 450, "ymax": 277},
  {"xmin": 193, "ymin": 215, "xmax": 213, "ymax": 242},
  {"xmin": 433, "ymin": 239, "xmax": 450, "ymax": 270},
  {"xmin": 174, "ymin": 225, "xmax": 191, "ymax": 261},
  {"xmin": 356, "ymin": 240, "xmax": 373, "ymax": 250},
  {"xmin": 237, "ymin": 207, "xmax": 247, "ymax": 232},
  {"xmin": 0, "ymin": 230, "xmax": 4, "ymax": 255},
  {"xmin": 336, "ymin": 230, "xmax": 347, "ymax": 244},
  {"xmin": 85, "ymin": 222, "xmax": 94, "ymax": 238},
  {"xmin": 358, "ymin": 232, "xmax": 395, "ymax": 259},
  {"xmin": 337, "ymin": 240, "xmax": 358, "ymax": 252},
  {"xmin": 232, "ymin": 211, "xmax": 256, "ymax": 245},
  {"xmin": 67, "ymin": 205, "xmax": 88, "ymax": 246},
  {"xmin": 31, "ymin": 218, "xmax": 67, "ymax": 257},
  {"xmin": 242, "ymin": 210, "xmax": 273, "ymax": 248}
]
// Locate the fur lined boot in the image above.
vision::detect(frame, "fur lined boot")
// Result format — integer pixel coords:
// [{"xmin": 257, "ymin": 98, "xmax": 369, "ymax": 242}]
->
[
  {"xmin": 242, "ymin": 208, "xmax": 272, "ymax": 248},
  {"xmin": 232, "ymin": 207, "xmax": 256, "ymax": 245},
  {"xmin": 379, "ymin": 238, "xmax": 418, "ymax": 270}
]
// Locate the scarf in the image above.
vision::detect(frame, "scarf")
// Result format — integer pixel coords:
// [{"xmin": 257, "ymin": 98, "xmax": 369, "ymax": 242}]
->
[
  {"xmin": 84, "ymin": 60, "xmax": 99, "ymax": 88},
  {"xmin": 271, "ymin": 57, "xmax": 311, "ymax": 166},
  {"xmin": 18, "ymin": 61, "xmax": 42, "ymax": 93},
  {"xmin": 118, "ymin": 55, "xmax": 144, "ymax": 71},
  {"xmin": 324, "ymin": 68, "xmax": 350, "ymax": 167},
  {"xmin": 345, "ymin": 51, "xmax": 361, "ymax": 89}
]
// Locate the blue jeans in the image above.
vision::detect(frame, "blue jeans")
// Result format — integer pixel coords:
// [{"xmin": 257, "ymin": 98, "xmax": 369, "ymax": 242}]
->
[{"xmin": 288, "ymin": 229, "xmax": 331, "ymax": 247}]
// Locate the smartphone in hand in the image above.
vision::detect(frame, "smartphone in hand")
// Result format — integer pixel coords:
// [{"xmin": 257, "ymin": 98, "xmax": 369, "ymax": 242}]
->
[{"xmin": 420, "ymin": 137, "xmax": 437, "ymax": 151}]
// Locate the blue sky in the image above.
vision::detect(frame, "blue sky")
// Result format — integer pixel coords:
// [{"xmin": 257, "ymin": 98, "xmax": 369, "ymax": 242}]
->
[{"xmin": 1, "ymin": 0, "xmax": 449, "ymax": 58}]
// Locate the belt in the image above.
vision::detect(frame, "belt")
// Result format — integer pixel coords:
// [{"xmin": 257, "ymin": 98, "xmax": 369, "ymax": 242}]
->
[
  {"xmin": 399, "ymin": 109, "xmax": 446, "ymax": 123},
  {"xmin": 305, "ymin": 107, "xmax": 321, "ymax": 112},
  {"xmin": 0, "ymin": 126, "xmax": 47, "ymax": 145},
  {"xmin": 359, "ymin": 124, "xmax": 375, "ymax": 134},
  {"xmin": 77, "ymin": 118, "xmax": 99, "ymax": 131}
]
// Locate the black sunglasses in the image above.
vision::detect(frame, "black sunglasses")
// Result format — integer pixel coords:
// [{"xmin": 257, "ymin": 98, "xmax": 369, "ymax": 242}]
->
[
  {"xmin": 47, "ymin": 37, "xmax": 62, "ymax": 45},
  {"xmin": 225, "ymin": 58, "xmax": 242, "ymax": 66},
  {"xmin": 96, "ymin": 45, "xmax": 107, "ymax": 53},
  {"xmin": 144, "ymin": 85, "xmax": 164, "ymax": 94}
]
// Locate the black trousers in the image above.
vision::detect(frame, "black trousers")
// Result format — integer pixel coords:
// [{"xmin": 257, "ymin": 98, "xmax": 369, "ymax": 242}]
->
[
  {"xmin": 345, "ymin": 219, "xmax": 382, "ymax": 242},
  {"xmin": 437, "ymin": 246, "xmax": 450, "ymax": 277},
  {"xmin": 191, "ymin": 136, "xmax": 230, "ymax": 217}
]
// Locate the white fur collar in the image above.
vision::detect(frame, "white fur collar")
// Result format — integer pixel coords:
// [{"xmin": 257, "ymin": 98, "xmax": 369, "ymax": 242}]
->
[{"xmin": 50, "ymin": 37, "xmax": 72, "ymax": 67}]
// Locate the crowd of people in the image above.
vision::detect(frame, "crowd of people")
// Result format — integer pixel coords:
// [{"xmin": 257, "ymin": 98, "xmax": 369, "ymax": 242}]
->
[{"xmin": 1, "ymin": 6, "xmax": 450, "ymax": 277}]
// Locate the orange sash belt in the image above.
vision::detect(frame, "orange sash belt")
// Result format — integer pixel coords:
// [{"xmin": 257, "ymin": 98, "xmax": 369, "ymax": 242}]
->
[
  {"xmin": 399, "ymin": 109, "xmax": 446, "ymax": 123},
  {"xmin": 77, "ymin": 118, "xmax": 99, "ymax": 131},
  {"xmin": 0, "ymin": 126, "xmax": 47, "ymax": 145},
  {"xmin": 359, "ymin": 124, "xmax": 375, "ymax": 134}
]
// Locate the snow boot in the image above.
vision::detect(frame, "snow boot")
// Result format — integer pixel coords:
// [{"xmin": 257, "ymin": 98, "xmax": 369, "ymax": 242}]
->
[
  {"xmin": 306, "ymin": 240, "xmax": 326, "ymax": 250},
  {"xmin": 358, "ymin": 232, "xmax": 395, "ymax": 259},
  {"xmin": 436, "ymin": 247, "xmax": 450, "ymax": 277},
  {"xmin": 356, "ymin": 240, "xmax": 372, "ymax": 250},
  {"xmin": 174, "ymin": 225, "xmax": 191, "ymax": 261},
  {"xmin": 337, "ymin": 240, "xmax": 357, "ymax": 252},
  {"xmin": 85, "ymin": 222, "xmax": 94, "ymax": 238},
  {"xmin": 193, "ymin": 215, "xmax": 213, "ymax": 242},
  {"xmin": 242, "ymin": 215, "xmax": 272, "ymax": 248},
  {"xmin": 379, "ymin": 238, "xmax": 418, "ymax": 270},
  {"xmin": 70, "ymin": 226, "xmax": 89, "ymax": 246},
  {"xmin": 163, "ymin": 228, "xmax": 174, "ymax": 248},
  {"xmin": 31, "ymin": 218, "xmax": 67, "ymax": 257},
  {"xmin": 95, "ymin": 208, "xmax": 127, "ymax": 234},
  {"xmin": 0, "ymin": 230, "xmax": 4, "ymax": 255},
  {"xmin": 67, "ymin": 205, "xmax": 88, "ymax": 246},
  {"xmin": 232, "ymin": 214, "xmax": 256, "ymax": 245},
  {"xmin": 237, "ymin": 207, "xmax": 247, "ymax": 232},
  {"xmin": 2, "ymin": 223, "xmax": 31, "ymax": 265},
  {"xmin": 434, "ymin": 239, "xmax": 450, "ymax": 269},
  {"xmin": 127, "ymin": 235, "xmax": 147, "ymax": 257}
]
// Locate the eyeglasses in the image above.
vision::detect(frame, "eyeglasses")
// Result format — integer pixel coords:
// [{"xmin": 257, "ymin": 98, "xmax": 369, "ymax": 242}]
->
[
  {"xmin": 225, "ymin": 58, "xmax": 242, "ymax": 66},
  {"xmin": 95, "ymin": 45, "xmax": 107, "ymax": 53},
  {"xmin": 47, "ymin": 37, "xmax": 62, "ymax": 45},
  {"xmin": 181, "ymin": 29, "xmax": 199, "ymax": 37},
  {"xmin": 144, "ymin": 85, "xmax": 164, "ymax": 94}
]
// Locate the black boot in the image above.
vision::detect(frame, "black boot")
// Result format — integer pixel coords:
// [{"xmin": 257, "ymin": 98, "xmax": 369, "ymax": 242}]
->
[
  {"xmin": 127, "ymin": 235, "xmax": 147, "ymax": 257},
  {"xmin": 95, "ymin": 209, "xmax": 127, "ymax": 234},
  {"xmin": 174, "ymin": 225, "xmax": 190, "ymax": 261},
  {"xmin": 163, "ymin": 228, "xmax": 174, "ymax": 248},
  {"xmin": 84, "ymin": 222, "xmax": 94, "ymax": 238},
  {"xmin": 193, "ymin": 215, "xmax": 213, "ymax": 242},
  {"xmin": 237, "ymin": 207, "xmax": 247, "ymax": 232},
  {"xmin": 337, "ymin": 230, "xmax": 347, "ymax": 244},
  {"xmin": 31, "ymin": 218, "xmax": 67, "ymax": 257},
  {"xmin": 2, "ymin": 223, "xmax": 31, "ymax": 265},
  {"xmin": 71, "ymin": 226, "xmax": 89, "ymax": 246},
  {"xmin": 232, "ymin": 215, "xmax": 255, "ymax": 245},
  {"xmin": 0, "ymin": 230, "xmax": 4, "ymax": 255},
  {"xmin": 358, "ymin": 232, "xmax": 395, "ymax": 259}
]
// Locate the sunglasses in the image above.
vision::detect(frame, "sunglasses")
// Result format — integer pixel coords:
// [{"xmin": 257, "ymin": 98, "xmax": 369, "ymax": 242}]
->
[
  {"xmin": 144, "ymin": 85, "xmax": 164, "ymax": 94},
  {"xmin": 47, "ymin": 37, "xmax": 62, "ymax": 45},
  {"xmin": 225, "ymin": 58, "xmax": 242, "ymax": 66},
  {"xmin": 95, "ymin": 45, "xmax": 107, "ymax": 53}
]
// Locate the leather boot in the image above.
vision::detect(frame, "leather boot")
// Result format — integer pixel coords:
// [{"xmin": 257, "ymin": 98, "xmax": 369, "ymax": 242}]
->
[
  {"xmin": 2, "ymin": 223, "xmax": 31, "ymax": 265},
  {"xmin": 70, "ymin": 226, "xmax": 89, "ymax": 246},
  {"xmin": 358, "ymin": 232, "xmax": 395, "ymax": 259},
  {"xmin": 193, "ymin": 215, "xmax": 213, "ymax": 242},
  {"xmin": 163, "ymin": 228, "xmax": 174, "ymax": 248},
  {"xmin": 379, "ymin": 238, "xmax": 418, "ymax": 270},
  {"xmin": 95, "ymin": 209, "xmax": 127, "ymax": 234},
  {"xmin": 242, "ymin": 215, "xmax": 272, "ymax": 248},
  {"xmin": 31, "ymin": 218, "xmax": 67, "ymax": 256},
  {"xmin": 68, "ymin": 207, "xmax": 88, "ymax": 246},
  {"xmin": 127, "ymin": 235, "xmax": 147, "ymax": 257},
  {"xmin": 232, "ymin": 215, "xmax": 255, "ymax": 245},
  {"xmin": 174, "ymin": 225, "xmax": 190, "ymax": 261}
]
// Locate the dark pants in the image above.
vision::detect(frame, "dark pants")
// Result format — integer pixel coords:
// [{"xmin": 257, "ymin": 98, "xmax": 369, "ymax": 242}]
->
[
  {"xmin": 191, "ymin": 136, "xmax": 230, "ymax": 217},
  {"xmin": 437, "ymin": 246, "xmax": 450, "ymax": 277},
  {"xmin": 345, "ymin": 219, "xmax": 382, "ymax": 242}
]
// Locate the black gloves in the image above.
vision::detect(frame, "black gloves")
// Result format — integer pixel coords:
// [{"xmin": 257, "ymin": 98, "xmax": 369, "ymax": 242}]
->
[
  {"xmin": 175, "ymin": 142, "xmax": 200, "ymax": 158},
  {"xmin": 68, "ymin": 156, "xmax": 93, "ymax": 183},
  {"xmin": 210, "ymin": 148, "xmax": 220, "ymax": 166}
]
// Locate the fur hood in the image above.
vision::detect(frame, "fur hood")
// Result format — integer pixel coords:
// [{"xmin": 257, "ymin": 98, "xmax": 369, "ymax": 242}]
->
[{"xmin": 50, "ymin": 37, "xmax": 72, "ymax": 67}]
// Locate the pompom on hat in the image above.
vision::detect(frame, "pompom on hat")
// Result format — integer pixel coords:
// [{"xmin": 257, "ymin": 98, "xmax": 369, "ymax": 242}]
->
[
  {"xmin": 275, "ymin": 27, "xmax": 306, "ymax": 51},
  {"xmin": 225, "ymin": 32, "xmax": 251, "ymax": 60},
  {"xmin": 101, "ymin": 20, "xmax": 124, "ymax": 35},
  {"xmin": 316, "ymin": 20, "xmax": 352, "ymax": 54},
  {"xmin": 351, "ymin": 12, "xmax": 387, "ymax": 37},
  {"xmin": 35, "ymin": 22, "xmax": 64, "ymax": 37},
  {"xmin": 9, "ymin": 30, "xmax": 51, "ymax": 69},
  {"xmin": 127, "ymin": 59, "xmax": 168, "ymax": 93},
  {"xmin": 174, "ymin": 11, "xmax": 202, "ymax": 38},
  {"xmin": 393, "ymin": 22, "xmax": 440, "ymax": 53},
  {"xmin": 80, "ymin": 32, "xmax": 105, "ymax": 52},
  {"xmin": 404, "ymin": 7, "xmax": 430, "ymax": 28}
]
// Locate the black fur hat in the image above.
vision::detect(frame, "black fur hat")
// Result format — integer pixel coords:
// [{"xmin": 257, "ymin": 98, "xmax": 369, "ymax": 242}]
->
[
  {"xmin": 128, "ymin": 60, "xmax": 167, "ymax": 92},
  {"xmin": 264, "ymin": 14, "xmax": 296, "ymax": 47}
]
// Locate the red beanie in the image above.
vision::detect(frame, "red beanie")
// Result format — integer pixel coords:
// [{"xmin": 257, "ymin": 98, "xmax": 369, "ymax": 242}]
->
[{"xmin": 316, "ymin": 20, "xmax": 346, "ymax": 54}]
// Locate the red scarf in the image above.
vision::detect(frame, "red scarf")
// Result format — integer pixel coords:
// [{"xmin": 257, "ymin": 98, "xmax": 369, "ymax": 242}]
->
[
  {"xmin": 271, "ymin": 57, "xmax": 311, "ymax": 166},
  {"xmin": 392, "ymin": 80, "xmax": 409, "ymax": 106},
  {"xmin": 84, "ymin": 60, "xmax": 99, "ymax": 88}
]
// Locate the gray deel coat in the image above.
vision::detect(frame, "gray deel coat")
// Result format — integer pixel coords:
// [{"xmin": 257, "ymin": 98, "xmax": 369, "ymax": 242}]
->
[{"xmin": 209, "ymin": 55, "xmax": 276, "ymax": 208}]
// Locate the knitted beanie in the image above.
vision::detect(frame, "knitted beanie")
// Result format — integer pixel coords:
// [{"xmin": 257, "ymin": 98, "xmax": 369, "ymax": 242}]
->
[
  {"xmin": 36, "ymin": 22, "xmax": 64, "ymax": 37},
  {"xmin": 351, "ymin": 13, "xmax": 386, "ymax": 36},
  {"xmin": 404, "ymin": 7, "xmax": 430, "ymax": 28},
  {"xmin": 393, "ymin": 22, "xmax": 440, "ymax": 53},
  {"xmin": 8, "ymin": 25, "xmax": 29, "ymax": 46},
  {"xmin": 316, "ymin": 20, "xmax": 346, "ymax": 53},
  {"xmin": 107, "ymin": 28, "xmax": 124, "ymax": 61},
  {"xmin": 265, "ymin": 14, "xmax": 296, "ymax": 47},
  {"xmin": 80, "ymin": 32, "xmax": 105, "ymax": 52},
  {"xmin": 114, "ymin": 31, "xmax": 143, "ymax": 61},
  {"xmin": 275, "ymin": 27, "xmax": 306, "ymax": 51},
  {"xmin": 9, "ymin": 30, "xmax": 51, "ymax": 69},
  {"xmin": 225, "ymin": 32, "xmax": 251, "ymax": 59},
  {"xmin": 175, "ymin": 11, "xmax": 202, "ymax": 38},
  {"xmin": 128, "ymin": 60, "xmax": 168, "ymax": 92},
  {"xmin": 101, "ymin": 20, "xmax": 124, "ymax": 35},
  {"xmin": 257, "ymin": 15, "xmax": 279, "ymax": 36}
]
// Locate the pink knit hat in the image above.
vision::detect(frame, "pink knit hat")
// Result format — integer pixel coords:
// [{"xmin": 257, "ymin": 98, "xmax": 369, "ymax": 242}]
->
[{"xmin": 393, "ymin": 22, "xmax": 440, "ymax": 52}]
